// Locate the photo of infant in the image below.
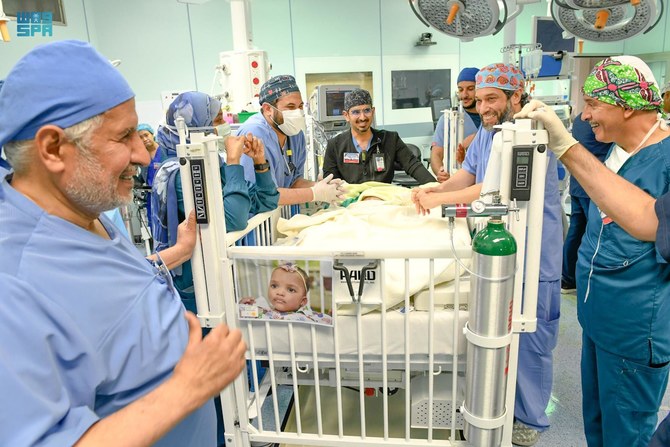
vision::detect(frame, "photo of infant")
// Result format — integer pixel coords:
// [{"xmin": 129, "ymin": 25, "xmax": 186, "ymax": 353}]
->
[{"xmin": 238, "ymin": 262, "xmax": 333, "ymax": 326}]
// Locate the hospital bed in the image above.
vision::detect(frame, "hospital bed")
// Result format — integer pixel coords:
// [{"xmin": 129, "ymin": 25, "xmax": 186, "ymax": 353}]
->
[{"xmin": 174, "ymin": 118, "xmax": 548, "ymax": 447}]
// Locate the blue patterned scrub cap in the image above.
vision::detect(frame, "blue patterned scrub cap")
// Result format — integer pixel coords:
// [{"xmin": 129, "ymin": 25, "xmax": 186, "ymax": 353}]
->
[
  {"xmin": 344, "ymin": 88, "xmax": 373, "ymax": 111},
  {"xmin": 259, "ymin": 75, "xmax": 300, "ymax": 105}
]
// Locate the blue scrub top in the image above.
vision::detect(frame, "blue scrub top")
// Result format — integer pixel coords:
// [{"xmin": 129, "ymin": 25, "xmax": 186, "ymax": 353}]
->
[
  {"xmin": 577, "ymin": 137, "xmax": 670, "ymax": 363},
  {"xmin": 431, "ymin": 111, "xmax": 479, "ymax": 148},
  {"xmin": 462, "ymin": 126, "xmax": 563, "ymax": 282},
  {"xmin": 236, "ymin": 112, "xmax": 307, "ymax": 188},
  {"xmin": 0, "ymin": 174, "xmax": 216, "ymax": 447},
  {"xmin": 103, "ymin": 208, "xmax": 130, "ymax": 239}
]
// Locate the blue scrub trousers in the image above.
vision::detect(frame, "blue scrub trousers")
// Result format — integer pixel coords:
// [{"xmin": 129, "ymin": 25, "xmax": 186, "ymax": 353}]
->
[
  {"xmin": 581, "ymin": 332, "xmax": 670, "ymax": 447},
  {"xmin": 562, "ymin": 196, "xmax": 590, "ymax": 287},
  {"xmin": 515, "ymin": 280, "xmax": 560, "ymax": 431}
]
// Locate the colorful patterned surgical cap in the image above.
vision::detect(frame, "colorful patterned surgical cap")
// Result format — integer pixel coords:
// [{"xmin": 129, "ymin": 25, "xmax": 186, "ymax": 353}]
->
[
  {"xmin": 583, "ymin": 56, "xmax": 662, "ymax": 111},
  {"xmin": 475, "ymin": 63, "xmax": 525, "ymax": 91}
]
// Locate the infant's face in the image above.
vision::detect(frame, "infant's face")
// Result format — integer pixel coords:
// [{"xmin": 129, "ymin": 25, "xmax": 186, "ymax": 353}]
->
[{"xmin": 268, "ymin": 269, "xmax": 307, "ymax": 312}]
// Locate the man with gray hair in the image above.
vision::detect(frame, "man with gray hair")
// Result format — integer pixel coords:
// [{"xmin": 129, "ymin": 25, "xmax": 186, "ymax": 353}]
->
[
  {"xmin": 323, "ymin": 88, "xmax": 435, "ymax": 185},
  {"xmin": 0, "ymin": 40, "xmax": 246, "ymax": 446},
  {"xmin": 516, "ymin": 55, "xmax": 670, "ymax": 447}
]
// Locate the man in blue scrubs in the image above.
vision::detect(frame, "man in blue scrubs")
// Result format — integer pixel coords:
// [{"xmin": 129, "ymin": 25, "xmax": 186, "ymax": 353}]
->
[
  {"xmin": 237, "ymin": 75, "xmax": 345, "ymax": 206},
  {"xmin": 0, "ymin": 40, "xmax": 246, "ymax": 447},
  {"xmin": 413, "ymin": 63, "xmax": 563, "ymax": 446},
  {"xmin": 516, "ymin": 55, "xmax": 670, "ymax": 447},
  {"xmin": 430, "ymin": 67, "xmax": 481, "ymax": 182}
]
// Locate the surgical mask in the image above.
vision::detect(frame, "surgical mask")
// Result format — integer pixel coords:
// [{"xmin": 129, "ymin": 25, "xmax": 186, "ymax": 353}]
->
[{"xmin": 272, "ymin": 106, "xmax": 306, "ymax": 136}]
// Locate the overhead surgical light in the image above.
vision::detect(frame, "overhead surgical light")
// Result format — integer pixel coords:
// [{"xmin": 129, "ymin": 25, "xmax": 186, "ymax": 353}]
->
[
  {"xmin": 551, "ymin": 0, "xmax": 664, "ymax": 41},
  {"xmin": 409, "ymin": 0, "xmax": 508, "ymax": 42}
]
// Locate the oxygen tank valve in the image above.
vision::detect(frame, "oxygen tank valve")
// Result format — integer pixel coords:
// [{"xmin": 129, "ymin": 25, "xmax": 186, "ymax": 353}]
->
[{"xmin": 441, "ymin": 199, "xmax": 508, "ymax": 219}]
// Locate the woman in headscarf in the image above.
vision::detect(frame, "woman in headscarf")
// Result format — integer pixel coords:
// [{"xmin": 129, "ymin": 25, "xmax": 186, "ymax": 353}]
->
[{"xmin": 151, "ymin": 91, "xmax": 279, "ymax": 307}]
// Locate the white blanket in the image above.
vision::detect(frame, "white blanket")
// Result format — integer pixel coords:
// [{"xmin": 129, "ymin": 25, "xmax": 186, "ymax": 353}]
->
[{"xmin": 276, "ymin": 199, "xmax": 471, "ymax": 314}]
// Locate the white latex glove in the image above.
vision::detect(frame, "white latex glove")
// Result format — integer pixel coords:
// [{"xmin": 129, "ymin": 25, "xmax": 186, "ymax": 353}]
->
[
  {"xmin": 513, "ymin": 99, "xmax": 578, "ymax": 159},
  {"xmin": 334, "ymin": 179, "xmax": 349, "ymax": 195},
  {"xmin": 311, "ymin": 174, "xmax": 346, "ymax": 203}
]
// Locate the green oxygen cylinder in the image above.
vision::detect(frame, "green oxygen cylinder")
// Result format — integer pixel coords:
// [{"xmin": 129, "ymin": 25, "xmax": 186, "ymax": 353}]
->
[{"xmin": 463, "ymin": 218, "xmax": 517, "ymax": 447}]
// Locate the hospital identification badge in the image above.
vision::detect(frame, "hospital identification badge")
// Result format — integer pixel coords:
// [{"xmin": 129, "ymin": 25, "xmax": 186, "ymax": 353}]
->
[
  {"xmin": 343, "ymin": 152, "xmax": 360, "ymax": 164},
  {"xmin": 374, "ymin": 156, "xmax": 385, "ymax": 172}
]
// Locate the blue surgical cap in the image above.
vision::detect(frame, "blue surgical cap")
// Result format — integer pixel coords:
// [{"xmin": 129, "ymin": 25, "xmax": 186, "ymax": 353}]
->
[
  {"xmin": 156, "ymin": 91, "xmax": 222, "ymax": 158},
  {"xmin": 137, "ymin": 123, "xmax": 154, "ymax": 134},
  {"xmin": 0, "ymin": 40, "xmax": 134, "ymax": 148},
  {"xmin": 457, "ymin": 67, "xmax": 479, "ymax": 84}
]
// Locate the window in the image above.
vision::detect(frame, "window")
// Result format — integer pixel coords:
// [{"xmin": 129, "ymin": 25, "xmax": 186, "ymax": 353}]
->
[
  {"xmin": 3, "ymin": 0, "xmax": 66, "ymax": 25},
  {"xmin": 391, "ymin": 69, "xmax": 451, "ymax": 110}
]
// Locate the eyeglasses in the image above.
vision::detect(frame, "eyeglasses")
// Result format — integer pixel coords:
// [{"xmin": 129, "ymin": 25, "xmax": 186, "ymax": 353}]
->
[{"xmin": 348, "ymin": 107, "xmax": 373, "ymax": 117}]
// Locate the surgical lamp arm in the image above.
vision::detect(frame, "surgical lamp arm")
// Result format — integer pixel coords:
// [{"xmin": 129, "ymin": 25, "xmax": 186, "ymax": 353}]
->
[{"xmin": 560, "ymin": 143, "xmax": 658, "ymax": 241}]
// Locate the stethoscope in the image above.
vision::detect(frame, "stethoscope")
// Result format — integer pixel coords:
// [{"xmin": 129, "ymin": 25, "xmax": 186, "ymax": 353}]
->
[{"xmin": 280, "ymin": 137, "xmax": 296, "ymax": 176}]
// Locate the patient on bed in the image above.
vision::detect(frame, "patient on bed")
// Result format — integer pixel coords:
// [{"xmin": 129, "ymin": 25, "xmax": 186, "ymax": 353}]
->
[{"xmin": 239, "ymin": 263, "xmax": 333, "ymax": 325}]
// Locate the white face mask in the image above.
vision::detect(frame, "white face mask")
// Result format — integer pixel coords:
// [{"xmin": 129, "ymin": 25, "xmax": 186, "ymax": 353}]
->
[{"xmin": 273, "ymin": 107, "xmax": 306, "ymax": 136}]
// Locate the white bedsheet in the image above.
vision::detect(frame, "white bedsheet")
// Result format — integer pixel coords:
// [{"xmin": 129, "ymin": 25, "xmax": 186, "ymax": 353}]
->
[
  {"xmin": 276, "ymin": 200, "xmax": 472, "ymax": 314},
  {"xmin": 241, "ymin": 307, "xmax": 469, "ymax": 360}
]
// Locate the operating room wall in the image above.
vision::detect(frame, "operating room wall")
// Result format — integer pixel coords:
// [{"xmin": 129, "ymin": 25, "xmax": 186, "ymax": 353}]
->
[{"xmin": 1, "ymin": 0, "xmax": 669, "ymax": 137}]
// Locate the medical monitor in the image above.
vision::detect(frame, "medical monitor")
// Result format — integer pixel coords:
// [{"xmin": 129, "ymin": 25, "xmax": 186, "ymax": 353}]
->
[
  {"xmin": 312, "ymin": 84, "xmax": 358, "ymax": 122},
  {"xmin": 309, "ymin": 84, "xmax": 359, "ymax": 132},
  {"xmin": 532, "ymin": 16, "xmax": 576, "ymax": 54}
]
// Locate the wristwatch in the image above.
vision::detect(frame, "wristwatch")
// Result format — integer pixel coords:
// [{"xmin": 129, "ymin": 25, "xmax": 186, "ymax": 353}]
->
[{"xmin": 254, "ymin": 161, "xmax": 270, "ymax": 171}]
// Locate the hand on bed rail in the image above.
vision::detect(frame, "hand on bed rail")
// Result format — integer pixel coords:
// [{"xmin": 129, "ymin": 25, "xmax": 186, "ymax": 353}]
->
[
  {"xmin": 311, "ymin": 173, "xmax": 347, "ymax": 203},
  {"xmin": 171, "ymin": 312, "xmax": 247, "ymax": 405}
]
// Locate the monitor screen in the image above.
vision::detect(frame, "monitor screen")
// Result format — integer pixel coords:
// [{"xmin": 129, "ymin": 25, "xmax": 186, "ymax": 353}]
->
[
  {"xmin": 431, "ymin": 98, "xmax": 452, "ymax": 122},
  {"xmin": 325, "ymin": 90, "xmax": 350, "ymax": 117},
  {"xmin": 534, "ymin": 17, "xmax": 575, "ymax": 53}
]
